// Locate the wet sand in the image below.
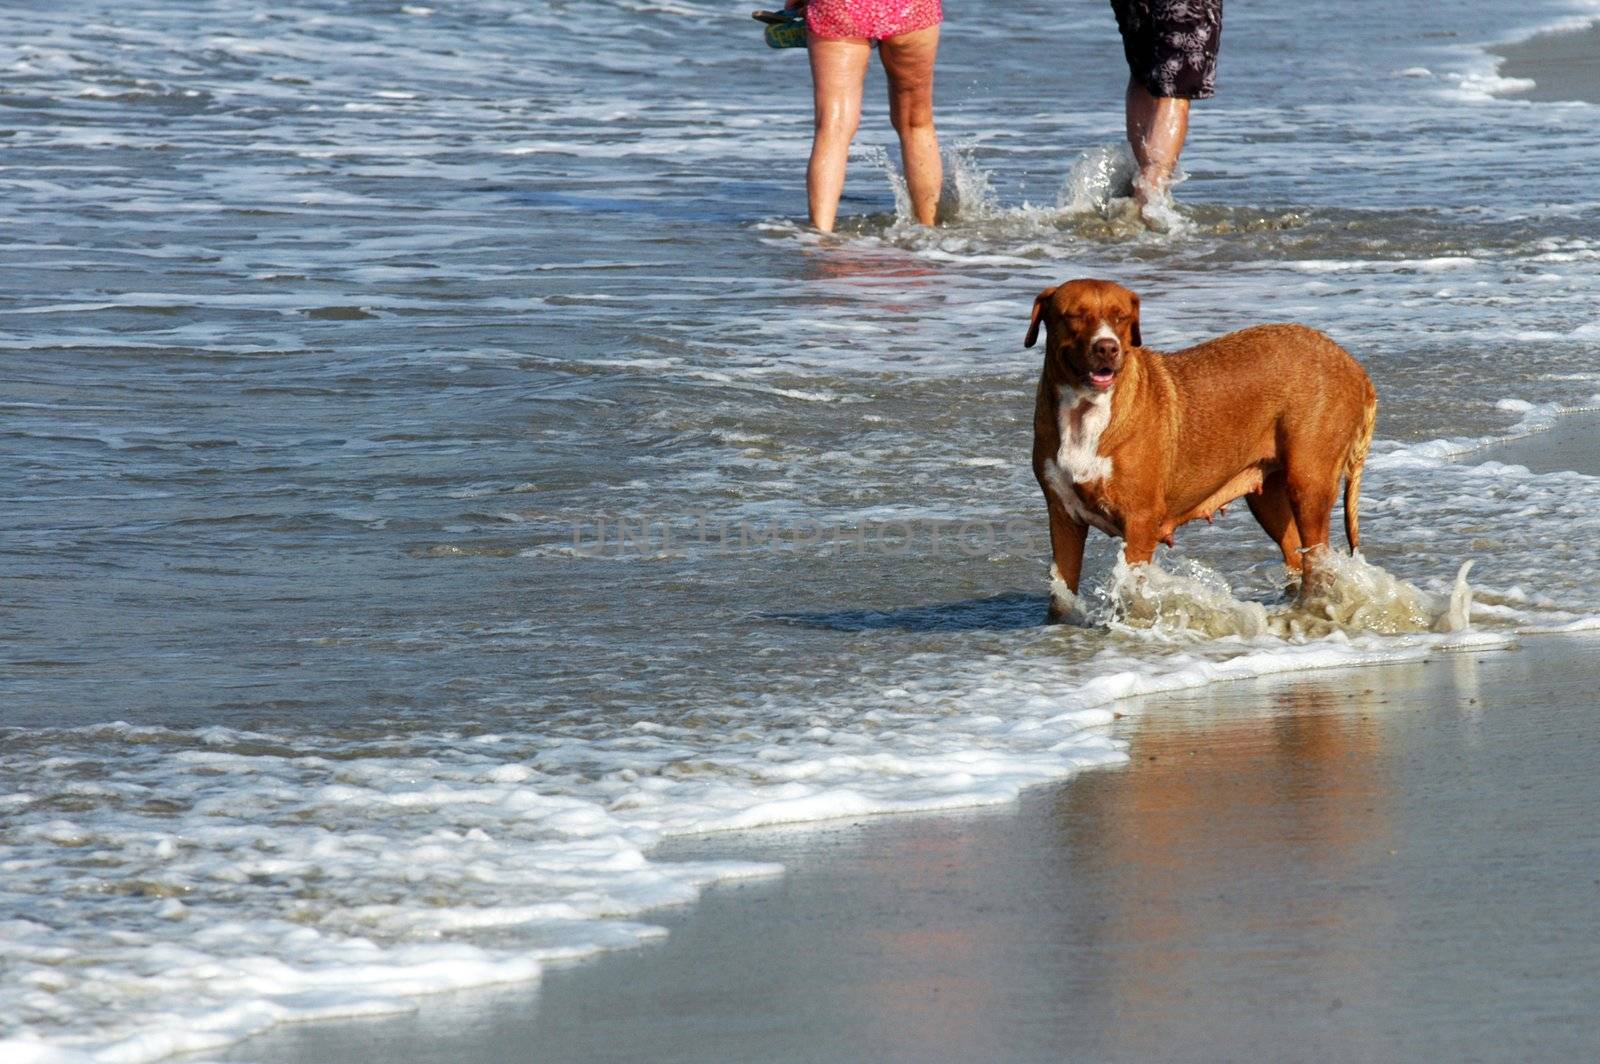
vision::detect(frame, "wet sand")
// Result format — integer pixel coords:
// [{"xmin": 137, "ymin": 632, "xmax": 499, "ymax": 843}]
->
[
  {"xmin": 1493, "ymin": 20, "xmax": 1600, "ymax": 103},
  {"xmin": 220, "ymin": 629, "xmax": 1600, "ymax": 1064},
  {"xmin": 208, "ymin": 420, "xmax": 1600, "ymax": 1064},
  {"xmin": 1471, "ymin": 409, "xmax": 1600, "ymax": 476}
]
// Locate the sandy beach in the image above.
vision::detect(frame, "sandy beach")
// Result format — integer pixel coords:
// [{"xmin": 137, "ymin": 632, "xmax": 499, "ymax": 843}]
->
[
  {"xmin": 1470, "ymin": 410, "xmax": 1600, "ymax": 476},
  {"xmin": 218, "ymin": 626, "xmax": 1600, "ymax": 1064},
  {"xmin": 1493, "ymin": 20, "xmax": 1600, "ymax": 103}
]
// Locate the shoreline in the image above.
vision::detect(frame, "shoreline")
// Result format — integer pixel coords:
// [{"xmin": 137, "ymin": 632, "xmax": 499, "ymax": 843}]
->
[
  {"xmin": 1467, "ymin": 407, "xmax": 1600, "ymax": 475},
  {"xmin": 216, "ymin": 628, "xmax": 1600, "ymax": 1064},
  {"xmin": 191, "ymin": 413, "xmax": 1600, "ymax": 1064},
  {"xmin": 1491, "ymin": 19, "xmax": 1600, "ymax": 103}
]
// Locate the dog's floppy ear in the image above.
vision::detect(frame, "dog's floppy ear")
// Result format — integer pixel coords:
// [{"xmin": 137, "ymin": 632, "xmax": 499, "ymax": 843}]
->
[
  {"xmin": 1129, "ymin": 292, "xmax": 1142, "ymax": 348},
  {"xmin": 1025, "ymin": 287, "xmax": 1056, "ymax": 349}
]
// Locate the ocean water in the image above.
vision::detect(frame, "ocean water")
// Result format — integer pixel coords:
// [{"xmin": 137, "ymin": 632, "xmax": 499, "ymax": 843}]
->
[{"xmin": 4, "ymin": 1, "xmax": 1600, "ymax": 1060}]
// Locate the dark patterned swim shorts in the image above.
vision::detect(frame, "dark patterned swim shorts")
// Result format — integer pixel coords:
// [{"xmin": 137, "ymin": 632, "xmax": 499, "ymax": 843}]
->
[{"xmin": 1110, "ymin": 0, "xmax": 1223, "ymax": 100}]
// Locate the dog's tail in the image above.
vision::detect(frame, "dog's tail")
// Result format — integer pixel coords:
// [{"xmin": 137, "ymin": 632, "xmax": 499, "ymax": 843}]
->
[{"xmin": 1342, "ymin": 390, "xmax": 1378, "ymax": 553}]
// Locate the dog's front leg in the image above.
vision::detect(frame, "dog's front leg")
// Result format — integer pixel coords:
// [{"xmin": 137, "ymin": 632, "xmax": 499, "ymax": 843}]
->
[
  {"xmin": 1120, "ymin": 516, "xmax": 1164, "ymax": 570},
  {"xmin": 1044, "ymin": 499, "xmax": 1087, "ymax": 623}
]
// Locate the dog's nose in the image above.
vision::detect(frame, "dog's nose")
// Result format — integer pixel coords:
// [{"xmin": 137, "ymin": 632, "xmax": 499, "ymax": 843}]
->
[{"xmin": 1091, "ymin": 337, "xmax": 1119, "ymax": 360}]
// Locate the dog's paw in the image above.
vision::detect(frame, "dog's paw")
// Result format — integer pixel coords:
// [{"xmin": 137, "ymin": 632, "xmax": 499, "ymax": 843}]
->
[
  {"xmin": 1047, "ymin": 577, "xmax": 1087, "ymax": 626},
  {"xmin": 1046, "ymin": 599, "xmax": 1096, "ymax": 626}
]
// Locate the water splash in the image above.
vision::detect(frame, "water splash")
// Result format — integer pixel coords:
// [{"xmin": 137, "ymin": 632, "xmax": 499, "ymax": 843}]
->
[
  {"xmin": 1094, "ymin": 550, "xmax": 1475, "ymax": 642},
  {"xmin": 836, "ymin": 141, "xmax": 1299, "ymax": 245},
  {"xmin": 936, "ymin": 145, "xmax": 1000, "ymax": 223},
  {"xmin": 1058, "ymin": 143, "xmax": 1139, "ymax": 215},
  {"xmin": 1058, "ymin": 142, "xmax": 1192, "ymax": 234},
  {"xmin": 860, "ymin": 142, "xmax": 1000, "ymax": 227},
  {"xmin": 1280, "ymin": 550, "xmax": 1448, "ymax": 638},
  {"xmin": 1099, "ymin": 555, "xmax": 1272, "ymax": 639},
  {"xmin": 1133, "ymin": 181, "xmax": 1190, "ymax": 234},
  {"xmin": 1434, "ymin": 560, "xmax": 1476, "ymax": 633},
  {"xmin": 858, "ymin": 144, "xmax": 913, "ymax": 224}
]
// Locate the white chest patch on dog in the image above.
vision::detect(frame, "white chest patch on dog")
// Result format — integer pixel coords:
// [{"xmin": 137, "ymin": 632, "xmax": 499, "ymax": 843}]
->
[
  {"xmin": 1041, "ymin": 457, "xmax": 1120, "ymax": 536},
  {"xmin": 1055, "ymin": 390, "xmax": 1113, "ymax": 485}
]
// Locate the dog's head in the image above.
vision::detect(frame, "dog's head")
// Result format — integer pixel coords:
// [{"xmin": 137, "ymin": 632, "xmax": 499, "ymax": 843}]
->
[{"xmin": 1024, "ymin": 279, "xmax": 1142, "ymax": 393}]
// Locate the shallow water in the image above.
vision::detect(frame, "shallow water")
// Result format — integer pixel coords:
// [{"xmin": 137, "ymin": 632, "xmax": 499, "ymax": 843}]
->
[{"xmin": 4, "ymin": 1, "xmax": 1600, "ymax": 1060}]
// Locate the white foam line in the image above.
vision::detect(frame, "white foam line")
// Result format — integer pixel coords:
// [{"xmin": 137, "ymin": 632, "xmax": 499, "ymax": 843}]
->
[
  {"xmin": 1378, "ymin": 394, "xmax": 1600, "ymax": 465},
  {"xmin": 1451, "ymin": 8, "xmax": 1600, "ymax": 104}
]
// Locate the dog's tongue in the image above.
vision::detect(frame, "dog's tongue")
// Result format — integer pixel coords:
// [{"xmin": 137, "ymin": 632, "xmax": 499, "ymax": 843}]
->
[{"xmin": 1089, "ymin": 369, "xmax": 1115, "ymax": 390}]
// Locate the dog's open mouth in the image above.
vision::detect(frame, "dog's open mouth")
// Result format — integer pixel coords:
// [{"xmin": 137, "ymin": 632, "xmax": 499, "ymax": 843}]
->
[{"xmin": 1088, "ymin": 367, "xmax": 1116, "ymax": 390}]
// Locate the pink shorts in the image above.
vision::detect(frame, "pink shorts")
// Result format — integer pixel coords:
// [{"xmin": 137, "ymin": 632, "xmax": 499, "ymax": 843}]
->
[{"xmin": 805, "ymin": 0, "xmax": 943, "ymax": 42}]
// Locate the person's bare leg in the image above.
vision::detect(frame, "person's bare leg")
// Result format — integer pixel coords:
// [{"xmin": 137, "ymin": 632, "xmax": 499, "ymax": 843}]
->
[
  {"xmin": 806, "ymin": 36, "xmax": 871, "ymax": 232},
  {"xmin": 1124, "ymin": 77, "xmax": 1190, "ymax": 211},
  {"xmin": 879, "ymin": 24, "xmax": 941, "ymax": 226}
]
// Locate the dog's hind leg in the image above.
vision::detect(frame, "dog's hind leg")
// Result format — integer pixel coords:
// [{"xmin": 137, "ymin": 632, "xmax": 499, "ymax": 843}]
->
[
  {"xmin": 1246, "ymin": 470, "xmax": 1304, "ymax": 573},
  {"xmin": 1285, "ymin": 462, "xmax": 1342, "ymax": 594}
]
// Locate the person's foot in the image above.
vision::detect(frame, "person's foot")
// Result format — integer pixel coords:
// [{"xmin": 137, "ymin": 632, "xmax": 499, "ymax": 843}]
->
[{"xmin": 1131, "ymin": 170, "xmax": 1183, "ymax": 232}]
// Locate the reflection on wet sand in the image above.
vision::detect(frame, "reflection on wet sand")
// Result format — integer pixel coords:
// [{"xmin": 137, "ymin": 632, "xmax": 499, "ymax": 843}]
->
[
  {"xmin": 846, "ymin": 661, "xmax": 1501, "ymax": 1061},
  {"xmin": 847, "ymin": 821, "xmax": 1002, "ymax": 1052},
  {"xmin": 796, "ymin": 239, "xmax": 941, "ymax": 318},
  {"xmin": 1062, "ymin": 680, "xmax": 1402, "ymax": 1058},
  {"xmin": 831, "ymin": 671, "xmax": 1448, "ymax": 1061}
]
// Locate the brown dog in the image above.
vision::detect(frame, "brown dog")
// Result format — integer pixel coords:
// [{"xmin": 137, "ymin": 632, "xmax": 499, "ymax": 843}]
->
[{"xmin": 1026, "ymin": 279, "xmax": 1377, "ymax": 620}]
